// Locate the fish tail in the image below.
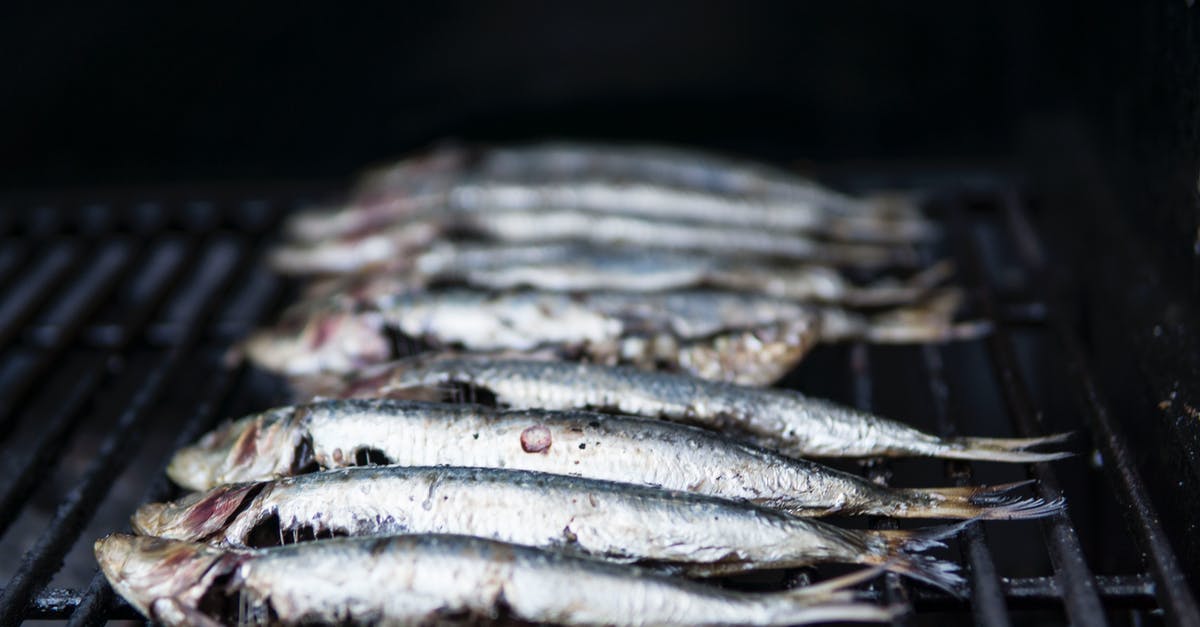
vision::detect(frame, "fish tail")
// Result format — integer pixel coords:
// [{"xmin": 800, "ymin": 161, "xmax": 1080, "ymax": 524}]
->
[
  {"xmin": 285, "ymin": 206, "xmax": 344, "ymax": 242},
  {"xmin": 896, "ymin": 481, "xmax": 1066, "ymax": 520},
  {"xmin": 769, "ymin": 597, "xmax": 905, "ymax": 625},
  {"xmin": 868, "ymin": 523, "xmax": 970, "ymax": 595},
  {"xmin": 821, "ymin": 288, "xmax": 991, "ymax": 343},
  {"xmin": 861, "ymin": 288, "xmax": 993, "ymax": 343},
  {"xmin": 936, "ymin": 433, "xmax": 1074, "ymax": 463},
  {"xmin": 819, "ymin": 241, "xmax": 921, "ymax": 269},
  {"xmin": 862, "ymin": 191, "xmax": 926, "ymax": 220},
  {"xmin": 845, "ymin": 260, "xmax": 956, "ymax": 307},
  {"xmin": 786, "ymin": 565, "xmax": 890, "ymax": 599}
]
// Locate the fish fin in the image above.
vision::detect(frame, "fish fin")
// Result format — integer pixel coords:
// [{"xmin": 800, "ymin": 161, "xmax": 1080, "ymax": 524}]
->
[
  {"xmin": 821, "ymin": 288, "xmax": 991, "ymax": 344},
  {"xmin": 863, "ymin": 289, "xmax": 993, "ymax": 343},
  {"xmin": 772, "ymin": 599, "xmax": 907, "ymax": 625},
  {"xmin": 786, "ymin": 565, "xmax": 889, "ymax": 599},
  {"xmin": 845, "ymin": 260, "xmax": 956, "ymax": 307},
  {"xmin": 899, "ymin": 482, "xmax": 1066, "ymax": 520},
  {"xmin": 151, "ymin": 598, "xmax": 226, "ymax": 627},
  {"xmin": 862, "ymin": 191, "xmax": 927, "ymax": 221},
  {"xmin": 288, "ymin": 373, "xmax": 349, "ymax": 400},
  {"xmin": 937, "ymin": 433, "xmax": 1074, "ymax": 463},
  {"xmin": 870, "ymin": 523, "xmax": 972, "ymax": 596},
  {"xmin": 908, "ymin": 259, "xmax": 956, "ymax": 290}
]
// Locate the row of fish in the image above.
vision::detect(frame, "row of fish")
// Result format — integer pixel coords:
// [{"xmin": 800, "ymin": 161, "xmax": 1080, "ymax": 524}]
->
[
  {"xmin": 275, "ymin": 141, "xmax": 936, "ymax": 275},
  {"xmin": 244, "ymin": 142, "xmax": 986, "ymax": 387},
  {"xmin": 96, "ymin": 141, "xmax": 1070, "ymax": 625}
]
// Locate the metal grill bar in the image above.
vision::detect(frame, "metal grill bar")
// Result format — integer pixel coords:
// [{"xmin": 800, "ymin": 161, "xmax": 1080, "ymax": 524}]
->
[
  {"xmin": 0, "ymin": 243, "xmax": 78, "ymax": 350},
  {"xmin": 953, "ymin": 206, "xmax": 1109, "ymax": 626},
  {"xmin": 913, "ymin": 210, "xmax": 1016, "ymax": 627},
  {"xmin": 0, "ymin": 243, "xmax": 30, "ymax": 292},
  {"xmin": 66, "ymin": 234, "xmax": 285, "ymax": 627},
  {"xmin": 921, "ymin": 344, "xmax": 1012, "ymax": 627},
  {"xmin": 998, "ymin": 194, "xmax": 1200, "ymax": 626},
  {"xmin": 0, "ymin": 242, "xmax": 154, "ymax": 538},
  {"xmin": 0, "ymin": 202, "xmax": 277, "ymax": 624},
  {"xmin": 851, "ymin": 343, "xmax": 911, "ymax": 626},
  {"xmin": 0, "ymin": 178, "xmax": 1187, "ymax": 624},
  {"xmin": 66, "ymin": 360, "xmax": 262, "ymax": 626},
  {"xmin": 0, "ymin": 238, "xmax": 167, "ymax": 443}
]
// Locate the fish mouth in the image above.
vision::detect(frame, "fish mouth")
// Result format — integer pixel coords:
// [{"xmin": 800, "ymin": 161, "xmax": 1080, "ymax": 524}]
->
[
  {"xmin": 241, "ymin": 309, "xmax": 392, "ymax": 377},
  {"xmin": 167, "ymin": 407, "xmax": 306, "ymax": 492},
  {"xmin": 166, "ymin": 423, "xmax": 243, "ymax": 492},
  {"xmin": 94, "ymin": 534, "xmax": 232, "ymax": 625},
  {"xmin": 131, "ymin": 502, "xmax": 168, "ymax": 536},
  {"xmin": 167, "ymin": 436, "xmax": 231, "ymax": 492}
]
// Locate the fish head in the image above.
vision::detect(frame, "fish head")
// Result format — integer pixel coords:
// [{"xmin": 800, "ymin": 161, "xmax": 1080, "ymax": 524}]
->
[
  {"xmin": 167, "ymin": 407, "xmax": 311, "ymax": 491},
  {"xmin": 133, "ymin": 482, "xmax": 263, "ymax": 543},
  {"xmin": 239, "ymin": 306, "xmax": 392, "ymax": 376},
  {"xmin": 354, "ymin": 145, "xmax": 466, "ymax": 201},
  {"xmin": 270, "ymin": 216, "xmax": 440, "ymax": 275},
  {"xmin": 94, "ymin": 534, "xmax": 240, "ymax": 625}
]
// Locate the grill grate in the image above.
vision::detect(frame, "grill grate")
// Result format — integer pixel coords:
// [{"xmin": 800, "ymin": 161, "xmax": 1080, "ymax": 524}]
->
[{"xmin": 0, "ymin": 175, "xmax": 1193, "ymax": 626}]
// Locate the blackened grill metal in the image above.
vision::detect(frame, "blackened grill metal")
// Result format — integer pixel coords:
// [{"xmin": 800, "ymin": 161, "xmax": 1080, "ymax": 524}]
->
[{"xmin": 0, "ymin": 176, "xmax": 1192, "ymax": 626}]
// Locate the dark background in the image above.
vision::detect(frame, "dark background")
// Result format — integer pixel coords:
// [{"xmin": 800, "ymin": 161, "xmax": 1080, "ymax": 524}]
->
[
  {"xmin": 1, "ymin": 3, "xmax": 1105, "ymax": 186},
  {"xmin": 4, "ymin": 0, "xmax": 1200, "ymax": 590}
]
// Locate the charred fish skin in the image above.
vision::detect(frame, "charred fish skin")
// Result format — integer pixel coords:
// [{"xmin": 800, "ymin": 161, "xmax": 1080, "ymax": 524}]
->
[
  {"xmin": 169, "ymin": 399, "xmax": 1061, "ymax": 520},
  {"xmin": 134, "ymin": 465, "xmax": 965, "ymax": 591},
  {"xmin": 357, "ymin": 357, "xmax": 1072, "ymax": 464},
  {"xmin": 96, "ymin": 533, "xmax": 899, "ymax": 627}
]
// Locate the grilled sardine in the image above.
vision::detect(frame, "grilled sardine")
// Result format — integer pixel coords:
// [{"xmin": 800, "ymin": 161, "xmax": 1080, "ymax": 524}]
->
[
  {"xmin": 289, "ymin": 141, "xmax": 928, "ymax": 245},
  {"xmin": 301, "ymin": 242, "xmax": 955, "ymax": 307},
  {"xmin": 95, "ymin": 533, "xmax": 900, "ymax": 626},
  {"xmin": 134, "ymin": 465, "xmax": 965, "ymax": 591},
  {"xmin": 271, "ymin": 209, "xmax": 920, "ymax": 275},
  {"xmin": 168, "ymin": 399, "xmax": 1062, "ymax": 520},
  {"xmin": 317, "ymin": 356, "xmax": 1071, "ymax": 463},
  {"xmin": 241, "ymin": 288, "xmax": 986, "ymax": 385}
]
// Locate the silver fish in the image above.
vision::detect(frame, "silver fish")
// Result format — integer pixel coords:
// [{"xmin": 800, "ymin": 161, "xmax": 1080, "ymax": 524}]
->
[
  {"xmin": 133, "ymin": 465, "xmax": 965, "ymax": 591},
  {"xmin": 240, "ymin": 288, "xmax": 986, "ymax": 386},
  {"xmin": 271, "ymin": 209, "xmax": 920, "ymax": 276},
  {"xmin": 168, "ymin": 399, "xmax": 1061, "ymax": 520},
  {"xmin": 300, "ymin": 243, "xmax": 955, "ymax": 308},
  {"xmin": 446, "ymin": 180, "xmax": 934, "ymax": 243},
  {"xmin": 321, "ymin": 356, "xmax": 1072, "ymax": 464},
  {"xmin": 95, "ymin": 533, "xmax": 899, "ymax": 626},
  {"xmin": 361, "ymin": 142, "xmax": 903, "ymax": 211},
  {"xmin": 290, "ymin": 141, "xmax": 926, "ymax": 243}
]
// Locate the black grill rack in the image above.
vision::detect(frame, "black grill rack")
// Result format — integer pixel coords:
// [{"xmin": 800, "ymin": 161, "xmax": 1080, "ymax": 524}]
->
[{"xmin": 0, "ymin": 175, "xmax": 1194, "ymax": 626}]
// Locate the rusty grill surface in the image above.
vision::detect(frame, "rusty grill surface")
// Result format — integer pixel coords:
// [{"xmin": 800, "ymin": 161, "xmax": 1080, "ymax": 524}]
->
[{"xmin": 0, "ymin": 173, "xmax": 1194, "ymax": 626}]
